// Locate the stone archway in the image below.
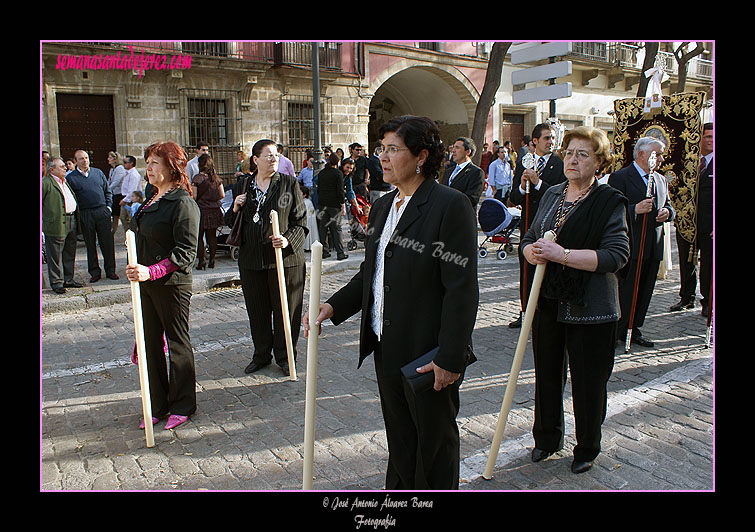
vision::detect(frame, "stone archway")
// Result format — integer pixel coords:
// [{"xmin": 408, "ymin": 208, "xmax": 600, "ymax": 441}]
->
[{"xmin": 367, "ymin": 60, "xmax": 480, "ymax": 151}]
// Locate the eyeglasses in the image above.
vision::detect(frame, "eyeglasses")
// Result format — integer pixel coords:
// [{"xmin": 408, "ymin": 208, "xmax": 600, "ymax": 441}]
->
[
  {"xmin": 257, "ymin": 153, "xmax": 280, "ymax": 160},
  {"xmin": 562, "ymin": 149, "xmax": 594, "ymax": 161},
  {"xmin": 375, "ymin": 145, "xmax": 410, "ymax": 157}
]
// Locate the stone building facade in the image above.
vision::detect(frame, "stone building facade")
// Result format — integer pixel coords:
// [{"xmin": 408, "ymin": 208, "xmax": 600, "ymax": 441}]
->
[{"xmin": 41, "ymin": 41, "xmax": 713, "ymax": 184}]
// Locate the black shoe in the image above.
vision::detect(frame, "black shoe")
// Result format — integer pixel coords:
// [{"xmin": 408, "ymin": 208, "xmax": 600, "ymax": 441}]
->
[
  {"xmin": 106, "ymin": 272, "xmax": 120, "ymax": 280},
  {"xmin": 632, "ymin": 333, "xmax": 654, "ymax": 348},
  {"xmin": 669, "ymin": 298, "xmax": 694, "ymax": 311},
  {"xmin": 531, "ymin": 448, "xmax": 555, "ymax": 462},
  {"xmin": 508, "ymin": 313, "xmax": 522, "ymax": 328},
  {"xmin": 322, "ymin": 252, "xmax": 332, "ymax": 259},
  {"xmin": 52, "ymin": 286, "xmax": 66, "ymax": 294},
  {"xmin": 90, "ymin": 274, "xmax": 101, "ymax": 283},
  {"xmin": 571, "ymin": 459, "xmax": 593, "ymax": 474},
  {"xmin": 336, "ymin": 254, "xmax": 349, "ymax": 260},
  {"xmin": 279, "ymin": 362, "xmax": 291, "ymax": 376},
  {"xmin": 64, "ymin": 281, "xmax": 84, "ymax": 288},
  {"xmin": 244, "ymin": 360, "xmax": 271, "ymax": 374}
]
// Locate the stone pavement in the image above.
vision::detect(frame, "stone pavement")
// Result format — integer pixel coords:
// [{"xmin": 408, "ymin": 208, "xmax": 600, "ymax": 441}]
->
[{"xmin": 41, "ymin": 223, "xmax": 714, "ymax": 495}]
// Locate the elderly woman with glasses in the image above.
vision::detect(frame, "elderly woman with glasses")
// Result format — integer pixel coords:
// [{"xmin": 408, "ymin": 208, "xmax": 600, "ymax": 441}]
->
[
  {"xmin": 306, "ymin": 116, "xmax": 479, "ymax": 490},
  {"xmin": 520, "ymin": 126, "xmax": 631, "ymax": 474},
  {"xmin": 225, "ymin": 139, "xmax": 308, "ymax": 377}
]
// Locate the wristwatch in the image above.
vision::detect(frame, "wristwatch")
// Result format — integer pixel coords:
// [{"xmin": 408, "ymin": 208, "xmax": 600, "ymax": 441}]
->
[{"xmin": 562, "ymin": 248, "xmax": 571, "ymax": 269}]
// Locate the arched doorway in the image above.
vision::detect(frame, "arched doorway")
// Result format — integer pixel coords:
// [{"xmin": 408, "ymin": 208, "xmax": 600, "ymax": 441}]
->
[{"xmin": 367, "ymin": 64, "xmax": 478, "ymax": 153}]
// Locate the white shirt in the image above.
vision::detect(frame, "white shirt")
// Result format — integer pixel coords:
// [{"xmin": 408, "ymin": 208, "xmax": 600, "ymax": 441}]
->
[
  {"xmin": 121, "ymin": 167, "xmax": 144, "ymax": 204},
  {"xmin": 371, "ymin": 194, "xmax": 411, "ymax": 340},
  {"xmin": 187, "ymin": 156, "xmax": 199, "ymax": 179},
  {"xmin": 449, "ymin": 160, "xmax": 470, "ymax": 184},
  {"xmin": 53, "ymin": 175, "xmax": 78, "ymax": 214},
  {"xmin": 518, "ymin": 152, "xmax": 551, "ymax": 194}
]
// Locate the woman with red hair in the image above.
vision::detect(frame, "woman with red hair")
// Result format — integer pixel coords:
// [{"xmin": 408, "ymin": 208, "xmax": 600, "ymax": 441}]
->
[{"xmin": 126, "ymin": 141, "xmax": 200, "ymax": 431}]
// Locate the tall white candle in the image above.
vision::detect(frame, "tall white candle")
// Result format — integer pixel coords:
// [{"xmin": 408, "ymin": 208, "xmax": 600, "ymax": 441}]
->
[{"xmin": 303, "ymin": 241, "xmax": 323, "ymax": 490}]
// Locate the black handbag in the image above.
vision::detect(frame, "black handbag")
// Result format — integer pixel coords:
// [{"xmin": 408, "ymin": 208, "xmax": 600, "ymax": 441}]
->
[
  {"xmin": 400, "ymin": 345, "xmax": 477, "ymax": 394},
  {"xmin": 226, "ymin": 176, "xmax": 248, "ymax": 247}
]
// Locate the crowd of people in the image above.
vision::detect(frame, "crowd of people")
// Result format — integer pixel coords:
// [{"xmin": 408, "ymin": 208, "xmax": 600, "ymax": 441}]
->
[{"xmin": 42, "ymin": 116, "xmax": 713, "ymax": 488}]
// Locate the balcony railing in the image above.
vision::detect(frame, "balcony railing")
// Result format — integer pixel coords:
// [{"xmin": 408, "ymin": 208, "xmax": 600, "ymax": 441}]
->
[
  {"xmin": 273, "ymin": 42, "xmax": 342, "ymax": 70},
  {"xmin": 567, "ymin": 42, "xmax": 712, "ymax": 82}
]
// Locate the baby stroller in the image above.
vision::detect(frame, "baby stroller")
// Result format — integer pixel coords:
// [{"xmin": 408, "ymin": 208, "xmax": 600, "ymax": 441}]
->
[
  {"xmin": 477, "ymin": 197, "xmax": 520, "ymax": 260},
  {"xmin": 347, "ymin": 194, "xmax": 370, "ymax": 251},
  {"xmin": 215, "ymin": 190, "xmax": 239, "ymax": 260}
]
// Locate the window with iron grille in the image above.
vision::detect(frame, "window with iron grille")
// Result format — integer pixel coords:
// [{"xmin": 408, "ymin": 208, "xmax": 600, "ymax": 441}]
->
[
  {"xmin": 280, "ymin": 94, "xmax": 331, "ymax": 170},
  {"xmin": 179, "ymin": 88, "xmax": 241, "ymax": 185}
]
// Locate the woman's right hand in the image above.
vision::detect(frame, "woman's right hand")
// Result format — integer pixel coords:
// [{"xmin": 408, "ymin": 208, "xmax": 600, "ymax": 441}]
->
[
  {"xmin": 233, "ymin": 192, "xmax": 247, "ymax": 213},
  {"xmin": 303, "ymin": 303, "xmax": 334, "ymax": 338}
]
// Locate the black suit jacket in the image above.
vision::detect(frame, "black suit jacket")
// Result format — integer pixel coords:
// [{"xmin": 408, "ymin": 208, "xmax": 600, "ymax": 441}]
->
[
  {"xmin": 326, "ymin": 178, "xmax": 479, "ymax": 376},
  {"xmin": 697, "ymin": 158, "xmax": 713, "ymax": 241},
  {"xmin": 608, "ymin": 164, "xmax": 675, "ymax": 262},
  {"xmin": 440, "ymin": 161, "xmax": 485, "ymax": 208},
  {"xmin": 508, "ymin": 153, "xmax": 565, "ymax": 230}
]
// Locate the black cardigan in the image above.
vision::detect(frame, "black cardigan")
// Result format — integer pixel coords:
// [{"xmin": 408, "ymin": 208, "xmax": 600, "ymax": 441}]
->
[
  {"xmin": 316, "ymin": 166, "xmax": 345, "ymax": 208},
  {"xmin": 224, "ymin": 171, "xmax": 308, "ymax": 270}
]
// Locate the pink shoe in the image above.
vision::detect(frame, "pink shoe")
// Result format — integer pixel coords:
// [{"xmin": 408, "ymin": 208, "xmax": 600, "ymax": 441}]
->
[
  {"xmin": 139, "ymin": 416, "xmax": 159, "ymax": 429},
  {"xmin": 164, "ymin": 414, "xmax": 188, "ymax": 430}
]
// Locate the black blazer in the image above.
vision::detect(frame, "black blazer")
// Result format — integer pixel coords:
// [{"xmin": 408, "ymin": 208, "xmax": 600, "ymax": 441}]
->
[
  {"xmin": 608, "ymin": 163, "xmax": 675, "ymax": 262},
  {"xmin": 225, "ymin": 172, "xmax": 308, "ymax": 270},
  {"xmin": 697, "ymin": 158, "xmax": 713, "ymax": 241},
  {"xmin": 326, "ymin": 178, "xmax": 479, "ymax": 376},
  {"xmin": 130, "ymin": 188, "xmax": 200, "ymax": 286},
  {"xmin": 509, "ymin": 152, "xmax": 566, "ymax": 229},
  {"xmin": 440, "ymin": 161, "xmax": 485, "ymax": 208}
]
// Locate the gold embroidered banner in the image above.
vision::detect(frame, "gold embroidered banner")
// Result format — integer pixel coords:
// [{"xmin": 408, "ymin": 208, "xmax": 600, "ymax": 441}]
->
[{"xmin": 612, "ymin": 92, "xmax": 706, "ymax": 247}]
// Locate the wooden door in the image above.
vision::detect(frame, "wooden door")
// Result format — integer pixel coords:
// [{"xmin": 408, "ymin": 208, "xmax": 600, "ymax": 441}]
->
[{"xmin": 56, "ymin": 93, "xmax": 116, "ymax": 174}]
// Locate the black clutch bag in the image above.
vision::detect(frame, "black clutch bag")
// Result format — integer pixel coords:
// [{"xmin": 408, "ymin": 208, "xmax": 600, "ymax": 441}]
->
[{"xmin": 400, "ymin": 345, "xmax": 477, "ymax": 394}]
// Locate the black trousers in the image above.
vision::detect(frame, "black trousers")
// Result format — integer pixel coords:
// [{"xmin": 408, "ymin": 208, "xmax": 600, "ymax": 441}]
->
[
  {"xmin": 373, "ymin": 342, "xmax": 462, "ymax": 490},
  {"xmin": 318, "ymin": 206, "xmax": 344, "ymax": 257},
  {"xmin": 140, "ymin": 282, "xmax": 196, "ymax": 418},
  {"xmin": 676, "ymin": 231, "xmax": 713, "ymax": 307},
  {"xmin": 45, "ymin": 214, "xmax": 78, "ymax": 288},
  {"xmin": 79, "ymin": 206, "xmax": 116, "ymax": 277},
  {"xmin": 532, "ymin": 297, "xmax": 616, "ymax": 462},
  {"xmin": 616, "ymin": 255, "xmax": 660, "ymax": 339},
  {"xmin": 239, "ymin": 265, "xmax": 305, "ymax": 366}
]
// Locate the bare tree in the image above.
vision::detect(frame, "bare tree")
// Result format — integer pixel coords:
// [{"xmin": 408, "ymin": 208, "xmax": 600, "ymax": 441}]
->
[
  {"xmin": 674, "ymin": 42, "xmax": 705, "ymax": 93},
  {"xmin": 636, "ymin": 42, "xmax": 659, "ymax": 97},
  {"xmin": 471, "ymin": 42, "xmax": 511, "ymax": 166}
]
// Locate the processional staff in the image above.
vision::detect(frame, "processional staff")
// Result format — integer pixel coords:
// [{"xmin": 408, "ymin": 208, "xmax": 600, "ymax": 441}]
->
[
  {"xmin": 125, "ymin": 229, "xmax": 155, "ymax": 448},
  {"xmin": 270, "ymin": 210, "xmax": 298, "ymax": 381},
  {"xmin": 483, "ymin": 230, "xmax": 556, "ymax": 480},
  {"xmin": 303, "ymin": 241, "xmax": 323, "ymax": 490},
  {"xmin": 624, "ymin": 151, "xmax": 657, "ymax": 353}
]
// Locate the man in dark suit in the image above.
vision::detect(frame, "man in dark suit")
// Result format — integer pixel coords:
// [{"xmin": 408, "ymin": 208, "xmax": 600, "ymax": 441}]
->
[
  {"xmin": 609, "ymin": 137, "xmax": 675, "ymax": 347},
  {"xmin": 66, "ymin": 149, "xmax": 118, "ymax": 282},
  {"xmin": 670, "ymin": 122, "xmax": 713, "ymax": 316},
  {"xmin": 508, "ymin": 123, "xmax": 566, "ymax": 328},
  {"xmin": 440, "ymin": 137, "xmax": 485, "ymax": 209}
]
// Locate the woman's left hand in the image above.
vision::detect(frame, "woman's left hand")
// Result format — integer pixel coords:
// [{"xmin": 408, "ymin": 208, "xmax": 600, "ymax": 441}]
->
[
  {"xmin": 126, "ymin": 263, "xmax": 150, "ymax": 282},
  {"xmin": 526, "ymin": 238, "xmax": 563, "ymax": 265},
  {"xmin": 270, "ymin": 235, "xmax": 289, "ymax": 249},
  {"xmin": 416, "ymin": 361, "xmax": 460, "ymax": 391}
]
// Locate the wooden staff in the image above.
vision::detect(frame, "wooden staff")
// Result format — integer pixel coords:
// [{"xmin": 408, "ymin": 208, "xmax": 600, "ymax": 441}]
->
[
  {"xmin": 270, "ymin": 210, "xmax": 298, "ymax": 381},
  {"xmin": 624, "ymin": 163, "xmax": 656, "ymax": 353},
  {"xmin": 125, "ymin": 230, "xmax": 155, "ymax": 448},
  {"xmin": 483, "ymin": 230, "xmax": 556, "ymax": 480},
  {"xmin": 705, "ymin": 277, "xmax": 713, "ymax": 347},
  {"xmin": 302, "ymin": 241, "xmax": 323, "ymax": 490}
]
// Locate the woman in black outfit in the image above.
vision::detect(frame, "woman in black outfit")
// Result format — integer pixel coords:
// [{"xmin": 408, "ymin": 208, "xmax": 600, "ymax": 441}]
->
[
  {"xmin": 316, "ymin": 153, "xmax": 348, "ymax": 260},
  {"xmin": 521, "ymin": 126, "xmax": 630, "ymax": 474},
  {"xmin": 192, "ymin": 153, "xmax": 225, "ymax": 269},
  {"xmin": 225, "ymin": 140, "xmax": 308, "ymax": 377},
  {"xmin": 126, "ymin": 141, "xmax": 200, "ymax": 431}
]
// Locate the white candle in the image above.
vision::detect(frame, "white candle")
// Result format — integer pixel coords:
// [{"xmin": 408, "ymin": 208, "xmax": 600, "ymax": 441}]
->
[{"xmin": 303, "ymin": 241, "xmax": 323, "ymax": 490}]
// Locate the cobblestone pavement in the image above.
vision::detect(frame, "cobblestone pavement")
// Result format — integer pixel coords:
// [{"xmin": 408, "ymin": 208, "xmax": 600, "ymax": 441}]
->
[{"xmin": 41, "ymin": 226, "xmax": 713, "ymax": 493}]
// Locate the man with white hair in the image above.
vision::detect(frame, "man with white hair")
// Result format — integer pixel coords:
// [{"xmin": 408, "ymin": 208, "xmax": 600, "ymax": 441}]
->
[{"xmin": 609, "ymin": 136, "xmax": 675, "ymax": 348}]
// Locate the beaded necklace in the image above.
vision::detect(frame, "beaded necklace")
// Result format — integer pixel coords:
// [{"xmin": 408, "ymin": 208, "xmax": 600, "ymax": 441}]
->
[
  {"xmin": 138, "ymin": 186, "xmax": 177, "ymax": 217},
  {"xmin": 554, "ymin": 179, "xmax": 595, "ymax": 232}
]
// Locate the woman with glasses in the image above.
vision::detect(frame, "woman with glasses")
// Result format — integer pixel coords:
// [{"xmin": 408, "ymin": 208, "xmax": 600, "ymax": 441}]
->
[
  {"xmin": 225, "ymin": 139, "xmax": 308, "ymax": 377},
  {"xmin": 520, "ymin": 126, "xmax": 630, "ymax": 474},
  {"xmin": 305, "ymin": 115, "xmax": 479, "ymax": 490}
]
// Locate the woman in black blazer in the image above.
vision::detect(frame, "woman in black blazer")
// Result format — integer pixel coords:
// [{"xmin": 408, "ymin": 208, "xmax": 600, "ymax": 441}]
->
[
  {"xmin": 316, "ymin": 152, "xmax": 347, "ymax": 260},
  {"xmin": 126, "ymin": 141, "xmax": 200, "ymax": 431},
  {"xmin": 306, "ymin": 116, "xmax": 479, "ymax": 489},
  {"xmin": 225, "ymin": 139, "xmax": 308, "ymax": 377}
]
